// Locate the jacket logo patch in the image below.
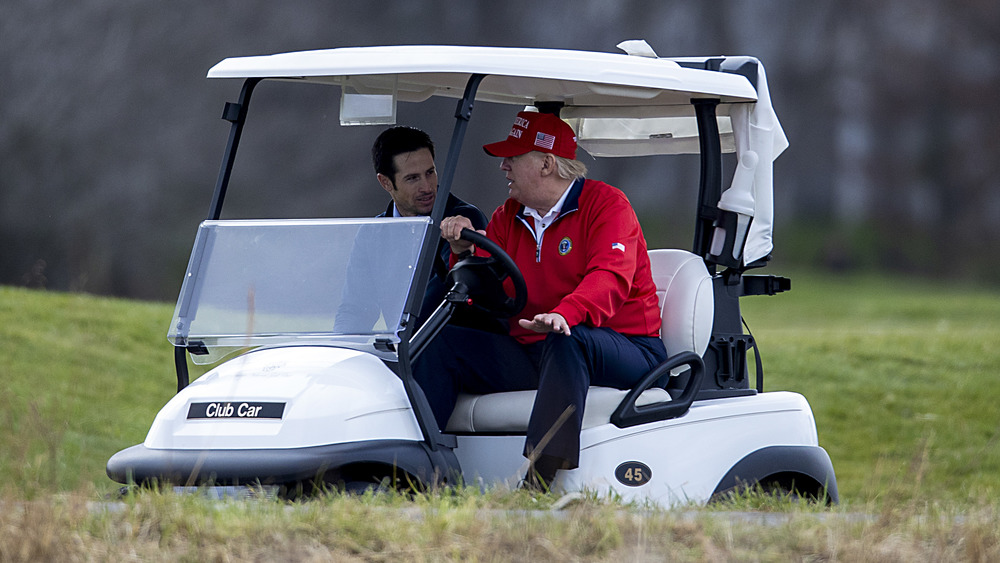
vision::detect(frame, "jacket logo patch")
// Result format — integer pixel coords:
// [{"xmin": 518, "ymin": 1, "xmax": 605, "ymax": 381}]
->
[
  {"xmin": 559, "ymin": 237, "xmax": 572, "ymax": 255},
  {"xmin": 612, "ymin": 242, "xmax": 626, "ymax": 253}
]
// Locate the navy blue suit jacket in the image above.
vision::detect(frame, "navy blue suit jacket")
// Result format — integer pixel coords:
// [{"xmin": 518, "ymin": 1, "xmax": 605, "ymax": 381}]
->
[{"xmin": 379, "ymin": 194, "xmax": 489, "ymax": 328}]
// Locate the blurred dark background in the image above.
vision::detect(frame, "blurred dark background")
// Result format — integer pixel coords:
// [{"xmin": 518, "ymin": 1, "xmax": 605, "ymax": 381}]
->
[{"xmin": 3, "ymin": 0, "xmax": 999, "ymax": 301}]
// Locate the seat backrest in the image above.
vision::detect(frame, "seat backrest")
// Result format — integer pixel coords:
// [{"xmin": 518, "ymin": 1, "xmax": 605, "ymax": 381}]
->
[{"xmin": 648, "ymin": 249, "xmax": 714, "ymax": 357}]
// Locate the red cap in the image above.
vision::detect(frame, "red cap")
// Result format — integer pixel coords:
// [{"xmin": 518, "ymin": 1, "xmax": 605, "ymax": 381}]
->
[{"xmin": 483, "ymin": 111, "xmax": 577, "ymax": 159}]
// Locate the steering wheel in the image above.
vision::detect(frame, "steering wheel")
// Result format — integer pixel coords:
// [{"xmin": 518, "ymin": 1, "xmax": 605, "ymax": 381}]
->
[{"xmin": 445, "ymin": 229, "xmax": 527, "ymax": 318}]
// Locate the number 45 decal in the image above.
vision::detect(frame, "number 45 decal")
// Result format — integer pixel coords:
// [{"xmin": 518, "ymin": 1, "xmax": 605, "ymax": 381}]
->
[{"xmin": 614, "ymin": 461, "xmax": 652, "ymax": 487}]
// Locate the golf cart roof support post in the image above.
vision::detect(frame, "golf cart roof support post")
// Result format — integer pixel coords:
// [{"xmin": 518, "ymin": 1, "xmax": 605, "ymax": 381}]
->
[
  {"xmin": 207, "ymin": 78, "xmax": 261, "ymax": 221},
  {"xmin": 399, "ymin": 73, "xmax": 485, "ymax": 343},
  {"xmin": 431, "ymin": 73, "xmax": 486, "ymax": 223},
  {"xmin": 691, "ymin": 98, "xmax": 722, "ymax": 273},
  {"xmin": 533, "ymin": 101, "xmax": 565, "ymax": 116},
  {"xmin": 394, "ymin": 74, "xmax": 485, "ymax": 455}
]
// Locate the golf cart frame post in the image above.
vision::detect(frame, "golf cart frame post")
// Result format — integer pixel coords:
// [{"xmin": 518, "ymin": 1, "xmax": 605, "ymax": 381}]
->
[
  {"xmin": 680, "ymin": 58, "xmax": 791, "ymax": 399},
  {"xmin": 172, "ymin": 77, "xmax": 261, "ymax": 393}
]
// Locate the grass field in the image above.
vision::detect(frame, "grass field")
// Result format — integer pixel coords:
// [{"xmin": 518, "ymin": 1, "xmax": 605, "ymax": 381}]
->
[
  {"xmin": 740, "ymin": 271, "xmax": 1000, "ymax": 505},
  {"xmin": 2, "ymin": 273, "xmax": 999, "ymax": 560}
]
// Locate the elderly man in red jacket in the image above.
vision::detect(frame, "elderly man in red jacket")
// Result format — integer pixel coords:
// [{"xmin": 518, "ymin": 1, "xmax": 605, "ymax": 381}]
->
[{"xmin": 415, "ymin": 111, "xmax": 667, "ymax": 490}]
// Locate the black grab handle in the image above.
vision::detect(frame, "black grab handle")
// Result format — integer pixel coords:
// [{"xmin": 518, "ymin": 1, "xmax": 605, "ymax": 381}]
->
[{"xmin": 610, "ymin": 351, "xmax": 705, "ymax": 428}]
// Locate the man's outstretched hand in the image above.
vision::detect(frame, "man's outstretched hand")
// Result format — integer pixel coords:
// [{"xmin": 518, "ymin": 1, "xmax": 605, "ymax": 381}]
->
[{"xmin": 518, "ymin": 312, "xmax": 571, "ymax": 336}]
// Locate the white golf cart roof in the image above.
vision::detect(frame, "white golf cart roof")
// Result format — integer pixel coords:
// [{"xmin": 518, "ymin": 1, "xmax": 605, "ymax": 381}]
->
[
  {"xmin": 207, "ymin": 43, "xmax": 787, "ymax": 264},
  {"xmin": 207, "ymin": 45, "xmax": 758, "ymax": 105}
]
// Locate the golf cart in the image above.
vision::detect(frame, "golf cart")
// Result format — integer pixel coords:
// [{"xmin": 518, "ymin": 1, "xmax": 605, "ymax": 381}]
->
[{"xmin": 107, "ymin": 42, "xmax": 838, "ymax": 505}]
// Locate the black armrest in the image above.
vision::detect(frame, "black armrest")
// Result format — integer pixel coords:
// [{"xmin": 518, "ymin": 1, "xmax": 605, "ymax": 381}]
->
[{"xmin": 610, "ymin": 351, "xmax": 706, "ymax": 428}]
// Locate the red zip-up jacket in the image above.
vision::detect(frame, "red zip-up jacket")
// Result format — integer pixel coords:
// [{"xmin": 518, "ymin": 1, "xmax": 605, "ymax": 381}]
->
[{"xmin": 483, "ymin": 178, "xmax": 661, "ymax": 345}]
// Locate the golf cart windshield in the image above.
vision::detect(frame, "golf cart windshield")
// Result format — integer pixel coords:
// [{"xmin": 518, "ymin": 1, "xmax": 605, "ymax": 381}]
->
[{"xmin": 168, "ymin": 217, "xmax": 431, "ymax": 364}]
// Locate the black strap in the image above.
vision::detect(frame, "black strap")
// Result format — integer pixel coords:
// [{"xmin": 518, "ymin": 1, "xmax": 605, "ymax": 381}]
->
[{"xmin": 741, "ymin": 316, "xmax": 765, "ymax": 393}]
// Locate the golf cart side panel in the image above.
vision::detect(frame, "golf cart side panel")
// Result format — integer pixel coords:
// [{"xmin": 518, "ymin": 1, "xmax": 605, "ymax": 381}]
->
[
  {"xmin": 145, "ymin": 347, "xmax": 423, "ymax": 451},
  {"xmin": 566, "ymin": 391, "xmax": 820, "ymax": 504},
  {"xmin": 452, "ymin": 391, "xmax": 821, "ymax": 505}
]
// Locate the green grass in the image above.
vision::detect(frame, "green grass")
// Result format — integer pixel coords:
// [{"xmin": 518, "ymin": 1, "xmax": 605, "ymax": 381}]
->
[
  {"xmin": 3, "ymin": 275, "xmax": 1000, "ymax": 504},
  {"xmin": 0, "ymin": 287, "xmax": 177, "ymax": 497},
  {"xmin": 2, "ymin": 278, "xmax": 1000, "ymax": 560},
  {"xmin": 740, "ymin": 271, "xmax": 1000, "ymax": 505}
]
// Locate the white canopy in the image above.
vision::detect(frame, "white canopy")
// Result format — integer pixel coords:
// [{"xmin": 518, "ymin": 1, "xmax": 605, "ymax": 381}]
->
[
  {"xmin": 208, "ymin": 45, "xmax": 758, "ymax": 106},
  {"xmin": 208, "ymin": 44, "xmax": 786, "ymax": 265}
]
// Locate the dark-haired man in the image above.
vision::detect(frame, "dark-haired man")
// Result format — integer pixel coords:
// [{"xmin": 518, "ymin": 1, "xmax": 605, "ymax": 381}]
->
[
  {"xmin": 338, "ymin": 126, "xmax": 488, "ymax": 330},
  {"xmin": 371, "ymin": 126, "xmax": 484, "ymax": 227}
]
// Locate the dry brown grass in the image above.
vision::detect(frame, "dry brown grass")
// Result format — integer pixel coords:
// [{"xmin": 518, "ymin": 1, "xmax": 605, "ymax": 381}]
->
[{"xmin": 1, "ymin": 490, "xmax": 998, "ymax": 562}]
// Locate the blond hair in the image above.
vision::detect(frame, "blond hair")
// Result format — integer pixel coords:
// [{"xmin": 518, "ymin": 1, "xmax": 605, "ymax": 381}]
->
[{"xmin": 553, "ymin": 155, "xmax": 587, "ymax": 180}]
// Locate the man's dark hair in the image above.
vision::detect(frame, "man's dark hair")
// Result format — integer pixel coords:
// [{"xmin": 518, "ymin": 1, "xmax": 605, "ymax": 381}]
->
[{"xmin": 371, "ymin": 126, "xmax": 435, "ymax": 182}]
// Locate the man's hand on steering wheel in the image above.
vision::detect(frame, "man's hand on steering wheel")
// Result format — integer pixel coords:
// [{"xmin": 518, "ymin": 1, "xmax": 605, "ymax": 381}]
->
[
  {"xmin": 439, "ymin": 218, "xmax": 527, "ymax": 318},
  {"xmin": 440, "ymin": 216, "xmax": 481, "ymax": 255}
]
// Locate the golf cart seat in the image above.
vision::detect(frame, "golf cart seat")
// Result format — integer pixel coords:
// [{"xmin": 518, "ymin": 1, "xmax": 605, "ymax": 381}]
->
[{"xmin": 445, "ymin": 249, "xmax": 714, "ymax": 432}]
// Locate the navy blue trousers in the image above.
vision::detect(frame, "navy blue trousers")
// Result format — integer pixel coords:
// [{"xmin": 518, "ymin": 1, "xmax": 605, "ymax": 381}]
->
[{"xmin": 413, "ymin": 324, "xmax": 667, "ymax": 468}]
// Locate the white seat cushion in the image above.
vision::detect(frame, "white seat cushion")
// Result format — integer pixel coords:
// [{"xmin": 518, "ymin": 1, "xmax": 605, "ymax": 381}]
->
[{"xmin": 445, "ymin": 386, "xmax": 671, "ymax": 433}]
